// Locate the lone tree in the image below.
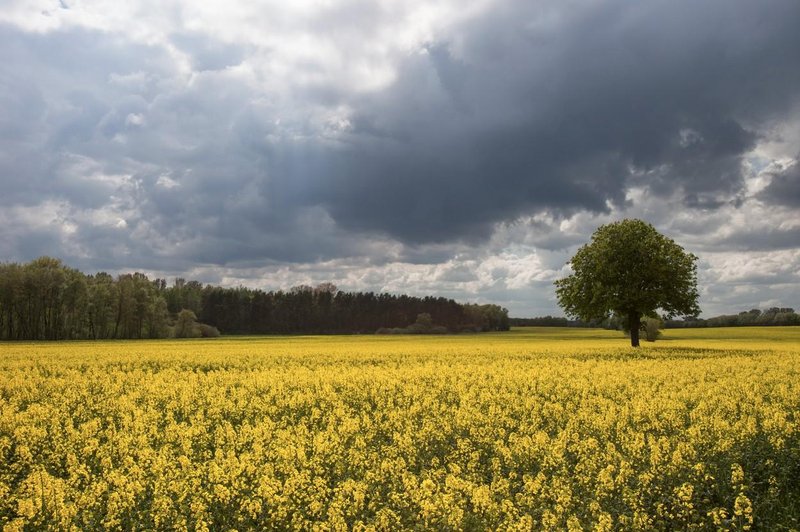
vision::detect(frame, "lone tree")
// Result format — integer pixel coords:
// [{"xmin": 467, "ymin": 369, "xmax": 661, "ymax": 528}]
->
[{"xmin": 554, "ymin": 219, "xmax": 700, "ymax": 347}]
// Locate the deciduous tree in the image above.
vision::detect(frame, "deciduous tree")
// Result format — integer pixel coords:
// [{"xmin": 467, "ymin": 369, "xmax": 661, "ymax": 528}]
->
[{"xmin": 554, "ymin": 219, "xmax": 699, "ymax": 347}]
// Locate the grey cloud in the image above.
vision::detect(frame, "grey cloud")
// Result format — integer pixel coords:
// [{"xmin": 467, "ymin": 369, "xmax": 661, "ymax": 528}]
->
[
  {"xmin": 2, "ymin": 0, "xmax": 800, "ymax": 305},
  {"xmin": 1, "ymin": 24, "xmax": 332, "ymax": 269},
  {"xmin": 298, "ymin": 0, "xmax": 800, "ymax": 245},
  {"xmin": 760, "ymin": 162, "xmax": 800, "ymax": 207},
  {"xmin": 436, "ymin": 264, "xmax": 478, "ymax": 283},
  {"xmin": 171, "ymin": 32, "xmax": 246, "ymax": 72},
  {"xmin": 717, "ymin": 226, "xmax": 800, "ymax": 252},
  {"xmin": 0, "ymin": 24, "xmax": 174, "ymax": 209},
  {"xmin": 9, "ymin": 228, "xmax": 65, "ymax": 259}
]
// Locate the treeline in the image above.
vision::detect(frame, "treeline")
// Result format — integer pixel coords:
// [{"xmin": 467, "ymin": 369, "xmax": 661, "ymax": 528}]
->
[
  {"xmin": 512, "ymin": 308, "xmax": 800, "ymax": 329},
  {"xmin": 0, "ymin": 258, "xmax": 169, "ymax": 340},
  {"xmin": 664, "ymin": 308, "xmax": 800, "ymax": 328},
  {"xmin": 188, "ymin": 284, "xmax": 509, "ymax": 335},
  {"xmin": 511, "ymin": 315, "xmax": 635, "ymax": 329},
  {"xmin": 0, "ymin": 257, "xmax": 509, "ymax": 340},
  {"xmin": 509, "ymin": 316, "xmax": 592, "ymax": 327}
]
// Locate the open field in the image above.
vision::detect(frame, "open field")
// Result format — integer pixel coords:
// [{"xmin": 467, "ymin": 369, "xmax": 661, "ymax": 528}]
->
[{"xmin": 1, "ymin": 327, "xmax": 799, "ymax": 530}]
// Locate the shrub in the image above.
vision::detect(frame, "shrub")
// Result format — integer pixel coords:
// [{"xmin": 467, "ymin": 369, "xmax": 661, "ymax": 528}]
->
[
  {"xmin": 198, "ymin": 323, "xmax": 221, "ymax": 338},
  {"xmin": 642, "ymin": 316, "xmax": 663, "ymax": 342}
]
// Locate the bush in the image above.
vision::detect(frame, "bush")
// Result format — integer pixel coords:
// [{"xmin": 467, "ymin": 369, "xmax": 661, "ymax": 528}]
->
[
  {"xmin": 376, "ymin": 316, "xmax": 449, "ymax": 335},
  {"xmin": 198, "ymin": 323, "xmax": 221, "ymax": 338},
  {"xmin": 174, "ymin": 309, "xmax": 199, "ymax": 338},
  {"xmin": 642, "ymin": 316, "xmax": 663, "ymax": 342},
  {"xmin": 376, "ymin": 327, "xmax": 410, "ymax": 335},
  {"xmin": 620, "ymin": 315, "xmax": 663, "ymax": 342}
]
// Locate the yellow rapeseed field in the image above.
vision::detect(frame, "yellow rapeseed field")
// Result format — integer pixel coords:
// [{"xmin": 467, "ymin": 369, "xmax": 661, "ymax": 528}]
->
[{"xmin": 1, "ymin": 327, "xmax": 799, "ymax": 530}]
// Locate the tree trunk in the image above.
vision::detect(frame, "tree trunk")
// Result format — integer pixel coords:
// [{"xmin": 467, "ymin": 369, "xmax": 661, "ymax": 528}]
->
[{"xmin": 629, "ymin": 312, "xmax": 641, "ymax": 348}]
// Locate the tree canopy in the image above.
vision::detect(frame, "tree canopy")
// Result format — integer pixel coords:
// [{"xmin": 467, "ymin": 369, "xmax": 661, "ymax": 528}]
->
[
  {"xmin": 554, "ymin": 219, "xmax": 699, "ymax": 347},
  {"xmin": 0, "ymin": 257, "xmax": 509, "ymax": 340}
]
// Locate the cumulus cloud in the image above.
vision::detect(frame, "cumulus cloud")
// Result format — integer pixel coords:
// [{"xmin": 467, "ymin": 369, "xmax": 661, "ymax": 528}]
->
[{"xmin": 1, "ymin": 0, "xmax": 800, "ymax": 316}]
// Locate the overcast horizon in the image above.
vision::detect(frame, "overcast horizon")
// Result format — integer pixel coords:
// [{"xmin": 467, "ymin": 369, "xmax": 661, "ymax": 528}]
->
[{"xmin": 2, "ymin": 0, "xmax": 799, "ymax": 317}]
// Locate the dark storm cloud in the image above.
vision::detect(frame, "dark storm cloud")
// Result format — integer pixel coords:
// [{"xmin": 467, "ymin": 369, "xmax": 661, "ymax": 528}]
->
[
  {"xmin": 760, "ymin": 162, "xmax": 800, "ymax": 208},
  {"xmin": 2, "ymin": 0, "xmax": 800, "ymax": 274},
  {"xmin": 300, "ymin": 0, "xmax": 800, "ymax": 245}
]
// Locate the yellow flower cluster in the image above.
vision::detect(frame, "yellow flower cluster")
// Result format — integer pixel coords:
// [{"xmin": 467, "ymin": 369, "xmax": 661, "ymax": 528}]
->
[{"xmin": 1, "ymin": 328, "xmax": 798, "ymax": 530}]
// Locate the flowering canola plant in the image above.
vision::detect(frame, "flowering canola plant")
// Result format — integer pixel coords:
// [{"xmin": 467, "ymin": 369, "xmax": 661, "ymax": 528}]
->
[{"xmin": 1, "ymin": 327, "xmax": 799, "ymax": 530}]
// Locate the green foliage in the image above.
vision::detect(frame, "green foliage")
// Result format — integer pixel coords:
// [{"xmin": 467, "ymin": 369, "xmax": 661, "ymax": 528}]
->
[
  {"xmin": 415, "ymin": 312, "xmax": 433, "ymax": 328},
  {"xmin": 555, "ymin": 219, "xmax": 699, "ymax": 347},
  {"xmin": 617, "ymin": 314, "xmax": 664, "ymax": 342},
  {"xmin": 0, "ymin": 257, "xmax": 169, "ymax": 340},
  {"xmin": 198, "ymin": 323, "xmax": 221, "ymax": 338},
  {"xmin": 2, "ymin": 258, "xmax": 510, "ymax": 339},
  {"xmin": 172, "ymin": 309, "xmax": 220, "ymax": 339},
  {"xmin": 463, "ymin": 303, "xmax": 511, "ymax": 332},
  {"xmin": 642, "ymin": 316, "xmax": 663, "ymax": 342},
  {"xmin": 173, "ymin": 309, "xmax": 200, "ymax": 338},
  {"xmin": 377, "ymin": 313, "xmax": 449, "ymax": 334}
]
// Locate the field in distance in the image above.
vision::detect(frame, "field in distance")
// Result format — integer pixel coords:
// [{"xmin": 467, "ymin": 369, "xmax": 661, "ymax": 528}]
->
[{"xmin": 2, "ymin": 327, "xmax": 799, "ymax": 530}]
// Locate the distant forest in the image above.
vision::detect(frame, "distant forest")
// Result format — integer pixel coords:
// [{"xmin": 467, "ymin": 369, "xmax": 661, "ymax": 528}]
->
[
  {"xmin": 0, "ymin": 257, "xmax": 509, "ymax": 341},
  {"xmin": 511, "ymin": 308, "xmax": 800, "ymax": 329}
]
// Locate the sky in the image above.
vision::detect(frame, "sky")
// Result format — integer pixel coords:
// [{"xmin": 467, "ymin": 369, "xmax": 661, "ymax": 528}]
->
[{"xmin": 1, "ymin": 0, "xmax": 799, "ymax": 317}]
